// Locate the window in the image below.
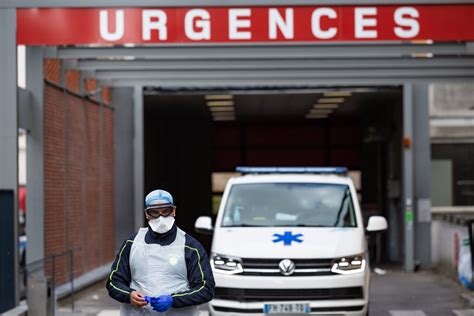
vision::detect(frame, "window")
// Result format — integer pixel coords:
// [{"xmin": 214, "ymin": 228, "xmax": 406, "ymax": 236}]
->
[
  {"xmin": 221, "ymin": 183, "xmax": 357, "ymax": 228},
  {"xmin": 432, "ymin": 144, "xmax": 474, "ymax": 206}
]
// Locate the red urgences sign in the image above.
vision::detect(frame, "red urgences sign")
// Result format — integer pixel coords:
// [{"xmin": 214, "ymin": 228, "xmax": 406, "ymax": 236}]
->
[{"xmin": 17, "ymin": 5, "xmax": 474, "ymax": 45}]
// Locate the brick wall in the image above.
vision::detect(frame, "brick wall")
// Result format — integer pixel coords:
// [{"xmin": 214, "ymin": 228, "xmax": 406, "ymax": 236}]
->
[
  {"xmin": 44, "ymin": 85, "xmax": 67, "ymax": 284},
  {"xmin": 44, "ymin": 59, "xmax": 61, "ymax": 84},
  {"xmin": 43, "ymin": 60, "xmax": 115, "ymax": 285}
]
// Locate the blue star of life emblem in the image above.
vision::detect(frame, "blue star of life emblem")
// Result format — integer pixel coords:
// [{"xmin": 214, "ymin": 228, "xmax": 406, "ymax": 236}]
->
[{"xmin": 272, "ymin": 231, "xmax": 303, "ymax": 246}]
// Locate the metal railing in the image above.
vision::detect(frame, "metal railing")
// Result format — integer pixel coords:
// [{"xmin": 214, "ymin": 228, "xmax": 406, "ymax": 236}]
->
[{"xmin": 24, "ymin": 246, "xmax": 81, "ymax": 315}]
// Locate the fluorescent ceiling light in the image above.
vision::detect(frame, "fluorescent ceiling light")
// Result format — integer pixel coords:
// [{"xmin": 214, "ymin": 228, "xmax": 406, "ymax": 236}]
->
[
  {"xmin": 306, "ymin": 114, "xmax": 328, "ymax": 119},
  {"xmin": 212, "ymin": 116, "xmax": 236, "ymax": 120},
  {"xmin": 211, "ymin": 111, "xmax": 235, "ymax": 115},
  {"xmin": 212, "ymin": 112, "xmax": 235, "ymax": 117},
  {"xmin": 205, "ymin": 95, "xmax": 233, "ymax": 100},
  {"xmin": 309, "ymin": 108, "xmax": 333, "ymax": 114},
  {"xmin": 207, "ymin": 100, "xmax": 234, "ymax": 107},
  {"xmin": 313, "ymin": 103, "xmax": 339, "ymax": 109},
  {"xmin": 410, "ymin": 39, "xmax": 433, "ymax": 44},
  {"xmin": 317, "ymin": 98, "xmax": 344, "ymax": 103},
  {"xmin": 213, "ymin": 117, "xmax": 235, "ymax": 121},
  {"xmin": 323, "ymin": 91, "xmax": 352, "ymax": 97},
  {"xmin": 209, "ymin": 106, "xmax": 235, "ymax": 112},
  {"xmin": 411, "ymin": 52, "xmax": 434, "ymax": 58}
]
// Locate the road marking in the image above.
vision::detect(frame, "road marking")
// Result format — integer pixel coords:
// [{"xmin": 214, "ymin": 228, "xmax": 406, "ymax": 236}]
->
[
  {"xmin": 94, "ymin": 308, "xmax": 208, "ymax": 316},
  {"xmin": 97, "ymin": 311, "xmax": 120, "ymax": 316},
  {"xmin": 389, "ymin": 311, "xmax": 426, "ymax": 316},
  {"xmin": 453, "ymin": 310, "xmax": 474, "ymax": 316}
]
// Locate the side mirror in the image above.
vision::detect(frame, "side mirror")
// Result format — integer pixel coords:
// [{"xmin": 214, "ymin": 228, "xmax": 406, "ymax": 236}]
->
[
  {"xmin": 195, "ymin": 216, "xmax": 214, "ymax": 235},
  {"xmin": 366, "ymin": 216, "xmax": 388, "ymax": 232}
]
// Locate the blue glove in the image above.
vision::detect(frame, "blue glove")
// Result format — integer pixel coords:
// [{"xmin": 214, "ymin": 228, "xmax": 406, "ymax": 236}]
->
[{"xmin": 147, "ymin": 295, "xmax": 173, "ymax": 313}]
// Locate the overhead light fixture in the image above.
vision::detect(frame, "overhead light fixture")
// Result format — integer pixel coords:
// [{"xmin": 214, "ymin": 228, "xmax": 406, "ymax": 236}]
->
[
  {"xmin": 411, "ymin": 52, "xmax": 434, "ymax": 58},
  {"xmin": 313, "ymin": 103, "xmax": 339, "ymax": 109},
  {"xmin": 213, "ymin": 117, "xmax": 235, "ymax": 121},
  {"xmin": 323, "ymin": 91, "xmax": 352, "ymax": 97},
  {"xmin": 212, "ymin": 114, "xmax": 235, "ymax": 119},
  {"xmin": 410, "ymin": 39, "xmax": 433, "ymax": 45},
  {"xmin": 212, "ymin": 115, "xmax": 235, "ymax": 121},
  {"xmin": 212, "ymin": 116, "xmax": 235, "ymax": 120},
  {"xmin": 212, "ymin": 111, "xmax": 235, "ymax": 115},
  {"xmin": 309, "ymin": 108, "xmax": 333, "ymax": 114},
  {"xmin": 212, "ymin": 111, "xmax": 235, "ymax": 117},
  {"xmin": 306, "ymin": 114, "xmax": 328, "ymax": 119},
  {"xmin": 317, "ymin": 98, "xmax": 344, "ymax": 103},
  {"xmin": 207, "ymin": 100, "xmax": 235, "ymax": 107},
  {"xmin": 205, "ymin": 95, "xmax": 233, "ymax": 101},
  {"xmin": 209, "ymin": 106, "xmax": 235, "ymax": 112}
]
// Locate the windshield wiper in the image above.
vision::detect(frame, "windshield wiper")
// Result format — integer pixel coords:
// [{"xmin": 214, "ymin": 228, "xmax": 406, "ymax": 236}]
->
[
  {"xmin": 295, "ymin": 224, "xmax": 331, "ymax": 227},
  {"xmin": 272, "ymin": 224, "xmax": 331, "ymax": 227},
  {"xmin": 225, "ymin": 224, "xmax": 266, "ymax": 227}
]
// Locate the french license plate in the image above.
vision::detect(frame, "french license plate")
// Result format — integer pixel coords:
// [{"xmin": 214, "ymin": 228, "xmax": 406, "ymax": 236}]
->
[{"xmin": 263, "ymin": 303, "xmax": 310, "ymax": 314}]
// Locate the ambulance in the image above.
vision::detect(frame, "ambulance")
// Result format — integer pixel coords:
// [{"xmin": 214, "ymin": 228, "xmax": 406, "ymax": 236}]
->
[{"xmin": 195, "ymin": 167, "xmax": 387, "ymax": 315}]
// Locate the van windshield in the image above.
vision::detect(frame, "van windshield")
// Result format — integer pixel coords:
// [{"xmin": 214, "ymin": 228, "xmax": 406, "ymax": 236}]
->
[{"xmin": 221, "ymin": 183, "xmax": 357, "ymax": 228}]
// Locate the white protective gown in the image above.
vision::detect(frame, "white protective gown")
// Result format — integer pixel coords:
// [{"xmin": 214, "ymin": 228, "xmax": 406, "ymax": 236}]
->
[{"xmin": 120, "ymin": 228, "xmax": 199, "ymax": 316}]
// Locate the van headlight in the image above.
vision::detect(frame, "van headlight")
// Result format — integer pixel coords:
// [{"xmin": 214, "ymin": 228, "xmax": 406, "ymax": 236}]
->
[
  {"xmin": 211, "ymin": 254, "xmax": 243, "ymax": 275},
  {"xmin": 331, "ymin": 254, "xmax": 366, "ymax": 274}
]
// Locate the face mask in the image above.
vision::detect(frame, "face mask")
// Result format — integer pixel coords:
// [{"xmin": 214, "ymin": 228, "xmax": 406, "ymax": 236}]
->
[{"xmin": 148, "ymin": 216, "xmax": 175, "ymax": 234}]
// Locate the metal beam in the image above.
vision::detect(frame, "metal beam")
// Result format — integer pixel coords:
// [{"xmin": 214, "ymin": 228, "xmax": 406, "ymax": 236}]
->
[
  {"xmin": 56, "ymin": 43, "xmax": 471, "ymax": 59},
  {"xmin": 133, "ymin": 86, "xmax": 144, "ymax": 231},
  {"xmin": 3, "ymin": 0, "xmax": 474, "ymax": 8},
  {"xmin": 77, "ymin": 58, "xmax": 474, "ymax": 71},
  {"xmin": 0, "ymin": 7, "xmax": 18, "ymax": 313},
  {"xmin": 403, "ymin": 83, "xmax": 415, "ymax": 272},
  {"xmin": 108, "ymin": 77, "xmax": 474, "ymax": 88},
  {"xmin": 94, "ymin": 68, "xmax": 474, "ymax": 81}
]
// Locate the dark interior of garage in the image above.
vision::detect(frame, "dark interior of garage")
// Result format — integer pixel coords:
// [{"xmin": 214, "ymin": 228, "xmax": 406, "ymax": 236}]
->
[{"xmin": 144, "ymin": 88, "xmax": 403, "ymax": 263}]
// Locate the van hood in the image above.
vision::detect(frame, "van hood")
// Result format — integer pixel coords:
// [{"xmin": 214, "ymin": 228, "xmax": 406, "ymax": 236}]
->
[{"xmin": 212, "ymin": 227, "xmax": 365, "ymax": 259}]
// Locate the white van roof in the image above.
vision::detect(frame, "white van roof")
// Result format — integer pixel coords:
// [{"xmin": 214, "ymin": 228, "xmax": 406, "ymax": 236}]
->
[{"xmin": 229, "ymin": 174, "xmax": 353, "ymax": 186}]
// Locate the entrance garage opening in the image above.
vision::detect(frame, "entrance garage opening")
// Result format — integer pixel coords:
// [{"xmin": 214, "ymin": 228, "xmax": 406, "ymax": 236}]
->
[{"xmin": 144, "ymin": 88, "xmax": 403, "ymax": 263}]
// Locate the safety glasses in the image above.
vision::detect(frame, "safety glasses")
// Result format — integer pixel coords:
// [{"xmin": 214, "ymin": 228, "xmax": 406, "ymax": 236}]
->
[{"xmin": 145, "ymin": 206, "xmax": 176, "ymax": 218}]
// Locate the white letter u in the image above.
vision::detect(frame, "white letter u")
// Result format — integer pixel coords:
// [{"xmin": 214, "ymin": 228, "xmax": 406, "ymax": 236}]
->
[{"xmin": 100, "ymin": 10, "xmax": 125, "ymax": 41}]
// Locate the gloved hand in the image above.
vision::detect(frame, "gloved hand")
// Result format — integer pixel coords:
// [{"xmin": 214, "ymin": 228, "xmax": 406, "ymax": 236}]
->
[{"xmin": 145, "ymin": 295, "xmax": 173, "ymax": 313}]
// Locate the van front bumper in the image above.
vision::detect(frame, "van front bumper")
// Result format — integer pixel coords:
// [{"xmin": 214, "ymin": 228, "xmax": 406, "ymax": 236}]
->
[{"xmin": 209, "ymin": 271, "xmax": 369, "ymax": 315}]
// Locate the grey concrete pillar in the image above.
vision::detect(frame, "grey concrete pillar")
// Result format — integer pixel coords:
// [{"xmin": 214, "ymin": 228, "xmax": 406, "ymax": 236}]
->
[
  {"xmin": 25, "ymin": 47, "xmax": 49, "ymax": 316},
  {"xmin": 134, "ymin": 86, "xmax": 144, "ymax": 231},
  {"xmin": 25, "ymin": 47, "xmax": 45, "ymax": 268},
  {"xmin": 0, "ymin": 8, "xmax": 19, "ymax": 312},
  {"xmin": 413, "ymin": 82, "xmax": 432, "ymax": 268},
  {"xmin": 403, "ymin": 83, "xmax": 415, "ymax": 272},
  {"xmin": 112, "ymin": 87, "xmax": 135, "ymax": 249}
]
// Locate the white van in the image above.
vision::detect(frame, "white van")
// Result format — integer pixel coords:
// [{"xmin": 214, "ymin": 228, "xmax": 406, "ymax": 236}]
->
[{"xmin": 195, "ymin": 167, "xmax": 387, "ymax": 316}]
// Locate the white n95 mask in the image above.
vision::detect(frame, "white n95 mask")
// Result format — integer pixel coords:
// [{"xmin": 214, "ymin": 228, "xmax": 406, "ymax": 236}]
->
[{"xmin": 149, "ymin": 216, "xmax": 175, "ymax": 233}]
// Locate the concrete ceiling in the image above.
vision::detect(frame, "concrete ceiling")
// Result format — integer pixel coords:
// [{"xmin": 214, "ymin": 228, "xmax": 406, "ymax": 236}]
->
[{"xmin": 145, "ymin": 88, "xmax": 402, "ymax": 122}]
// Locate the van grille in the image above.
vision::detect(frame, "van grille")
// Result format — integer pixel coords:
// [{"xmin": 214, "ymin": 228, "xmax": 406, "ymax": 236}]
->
[
  {"xmin": 214, "ymin": 287, "xmax": 364, "ymax": 302},
  {"xmin": 212, "ymin": 305, "xmax": 365, "ymax": 313},
  {"xmin": 241, "ymin": 258, "xmax": 334, "ymax": 276}
]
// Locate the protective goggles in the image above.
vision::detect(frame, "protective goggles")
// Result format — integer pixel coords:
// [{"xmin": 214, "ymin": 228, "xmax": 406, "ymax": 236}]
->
[{"xmin": 145, "ymin": 205, "xmax": 176, "ymax": 218}]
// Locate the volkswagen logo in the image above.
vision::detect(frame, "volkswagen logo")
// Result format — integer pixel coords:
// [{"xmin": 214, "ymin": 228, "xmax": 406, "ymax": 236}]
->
[{"xmin": 279, "ymin": 259, "xmax": 295, "ymax": 276}]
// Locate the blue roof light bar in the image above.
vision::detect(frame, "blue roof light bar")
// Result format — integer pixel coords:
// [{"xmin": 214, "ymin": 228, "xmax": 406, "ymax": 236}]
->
[{"xmin": 236, "ymin": 166, "xmax": 348, "ymax": 175}]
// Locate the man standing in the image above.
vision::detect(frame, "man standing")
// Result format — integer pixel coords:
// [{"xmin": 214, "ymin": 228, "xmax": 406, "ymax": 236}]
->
[{"xmin": 106, "ymin": 189, "xmax": 215, "ymax": 315}]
